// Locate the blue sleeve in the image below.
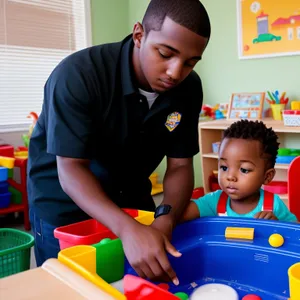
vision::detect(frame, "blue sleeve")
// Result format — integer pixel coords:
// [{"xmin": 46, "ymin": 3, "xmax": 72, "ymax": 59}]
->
[
  {"xmin": 273, "ymin": 195, "xmax": 298, "ymax": 222},
  {"xmin": 192, "ymin": 190, "xmax": 222, "ymax": 217}
]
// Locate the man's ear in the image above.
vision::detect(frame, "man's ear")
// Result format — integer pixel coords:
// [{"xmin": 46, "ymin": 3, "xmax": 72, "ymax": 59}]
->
[
  {"xmin": 264, "ymin": 168, "xmax": 276, "ymax": 185},
  {"xmin": 132, "ymin": 22, "xmax": 145, "ymax": 48}
]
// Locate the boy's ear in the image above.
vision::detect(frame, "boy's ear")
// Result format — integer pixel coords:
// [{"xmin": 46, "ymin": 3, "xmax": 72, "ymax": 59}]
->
[
  {"xmin": 264, "ymin": 168, "xmax": 276, "ymax": 185},
  {"xmin": 132, "ymin": 22, "xmax": 144, "ymax": 48}
]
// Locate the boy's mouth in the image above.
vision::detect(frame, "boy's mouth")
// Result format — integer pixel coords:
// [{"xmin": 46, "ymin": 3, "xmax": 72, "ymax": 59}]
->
[{"xmin": 226, "ymin": 186, "xmax": 238, "ymax": 194}]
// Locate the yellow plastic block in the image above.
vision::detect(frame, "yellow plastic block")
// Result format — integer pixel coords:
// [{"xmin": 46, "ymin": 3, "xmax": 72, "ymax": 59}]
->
[
  {"xmin": 14, "ymin": 151, "xmax": 28, "ymax": 158},
  {"xmin": 225, "ymin": 227, "xmax": 254, "ymax": 240},
  {"xmin": 0, "ymin": 156, "xmax": 15, "ymax": 169},
  {"xmin": 136, "ymin": 211, "xmax": 154, "ymax": 226},
  {"xmin": 288, "ymin": 262, "xmax": 300, "ymax": 300},
  {"xmin": 58, "ymin": 245, "xmax": 126, "ymax": 300}
]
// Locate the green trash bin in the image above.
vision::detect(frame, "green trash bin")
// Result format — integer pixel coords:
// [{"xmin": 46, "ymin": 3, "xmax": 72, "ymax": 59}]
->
[{"xmin": 0, "ymin": 228, "xmax": 34, "ymax": 278}]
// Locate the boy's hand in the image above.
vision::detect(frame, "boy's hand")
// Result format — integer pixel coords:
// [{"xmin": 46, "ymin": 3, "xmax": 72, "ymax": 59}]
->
[
  {"xmin": 120, "ymin": 222, "xmax": 181, "ymax": 284},
  {"xmin": 254, "ymin": 211, "xmax": 278, "ymax": 220}
]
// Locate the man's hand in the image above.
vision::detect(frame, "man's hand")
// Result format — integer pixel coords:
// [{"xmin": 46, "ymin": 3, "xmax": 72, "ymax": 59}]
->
[
  {"xmin": 120, "ymin": 222, "xmax": 181, "ymax": 284},
  {"xmin": 254, "ymin": 211, "xmax": 278, "ymax": 220}
]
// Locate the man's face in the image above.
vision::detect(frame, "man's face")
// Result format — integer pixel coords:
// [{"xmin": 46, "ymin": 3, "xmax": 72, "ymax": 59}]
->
[{"xmin": 133, "ymin": 17, "xmax": 208, "ymax": 93}]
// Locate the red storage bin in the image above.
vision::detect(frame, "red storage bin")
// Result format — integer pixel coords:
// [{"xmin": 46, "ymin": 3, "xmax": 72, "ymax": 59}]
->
[
  {"xmin": 263, "ymin": 181, "xmax": 287, "ymax": 194},
  {"xmin": 0, "ymin": 145, "xmax": 14, "ymax": 158},
  {"xmin": 54, "ymin": 209, "xmax": 139, "ymax": 250}
]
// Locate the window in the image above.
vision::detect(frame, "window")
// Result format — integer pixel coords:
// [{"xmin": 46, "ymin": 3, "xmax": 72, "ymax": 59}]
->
[{"xmin": 0, "ymin": 0, "xmax": 91, "ymax": 132}]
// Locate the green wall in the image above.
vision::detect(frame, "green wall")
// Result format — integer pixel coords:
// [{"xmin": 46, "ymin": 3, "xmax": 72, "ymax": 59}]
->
[
  {"xmin": 90, "ymin": 0, "xmax": 129, "ymax": 45},
  {"xmin": 91, "ymin": 0, "xmax": 300, "ymax": 187}
]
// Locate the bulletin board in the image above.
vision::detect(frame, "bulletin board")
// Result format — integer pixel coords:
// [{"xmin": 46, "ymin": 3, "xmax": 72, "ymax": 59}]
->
[
  {"xmin": 237, "ymin": 0, "xmax": 300, "ymax": 59},
  {"xmin": 227, "ymin": 92, "xmax": 265, "ymax": 120}
]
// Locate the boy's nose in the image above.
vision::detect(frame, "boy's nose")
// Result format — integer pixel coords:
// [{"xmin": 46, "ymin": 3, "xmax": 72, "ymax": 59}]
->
[{"xmin": 227, "ymin": 174, "xmax": 237, "ymax": 182}]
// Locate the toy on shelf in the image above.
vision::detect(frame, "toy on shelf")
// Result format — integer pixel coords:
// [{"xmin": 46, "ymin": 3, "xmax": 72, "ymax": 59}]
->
[
  {"xmin": 276, "ymin": 148, "xmax": 300, "ymax": 164},
  {"xmin": 266, "ymin": 90, "xmax": 289, "ymax": 121},
  {"xmin": 22, "ymin": 112, "xmax": 38, "ymax": 148},
  {"xmin": 0, "ymin": 144, "xmax": 30, "ymax": 230},
  {"xmin": 288, "ymin": 156, "xmax": 300, "ymax": 221},
  {"xmin": 57, "ymin": 217, "xmax": 300, "ymax": 299},
  {"xmin": 199, "ymin": 104, "xmax": 228, "ymax": 121}
]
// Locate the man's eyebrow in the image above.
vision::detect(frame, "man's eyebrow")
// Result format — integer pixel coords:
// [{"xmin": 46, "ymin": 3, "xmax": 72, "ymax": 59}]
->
[{"xmin": 157, "ymin": 43, "xmax": 202, "ymax": 60}]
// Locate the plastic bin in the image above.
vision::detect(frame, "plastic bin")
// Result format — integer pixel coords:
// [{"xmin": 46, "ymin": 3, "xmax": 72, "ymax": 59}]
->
[
  {"xmin": 0, "ymin": 229, "xmax": 34, "ymax": 278},
  {"xmin": 54, "ymin": 209, "xmax": 154, "ymax": 250},
  {"xmin": 0, "ymin": 167, "xmax": 8, "ymax": 182},
  {"xmin": 0, "ymin": 192, "xmax": 11, "ymax": 208},
  {"xmin": 0, "ymin": 181, "xmax": 9, "ymax": 194}
]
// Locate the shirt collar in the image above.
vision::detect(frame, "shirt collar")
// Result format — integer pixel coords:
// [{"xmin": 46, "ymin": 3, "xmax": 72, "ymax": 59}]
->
[{"xmin": 120, "ymin": 34, "xmax": 137, "ymax": 96}]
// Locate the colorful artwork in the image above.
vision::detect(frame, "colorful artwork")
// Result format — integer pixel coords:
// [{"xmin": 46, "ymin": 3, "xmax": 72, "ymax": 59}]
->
[
  {"xmin": 227, "ymin": 92, "xmax": 265, "ymax": 119},
  {"xmin": 165, "ymin": 112, "xmax": 182, "ymax": 132},
  {"xmin": 237, "ymin": 0, "xmax": 300, "ymax": 59}
]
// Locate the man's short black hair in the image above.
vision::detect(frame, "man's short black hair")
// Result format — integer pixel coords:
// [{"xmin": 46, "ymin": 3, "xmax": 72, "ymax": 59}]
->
[
  {"xmin": 223, "ymin": 120, "xmax": 280, "ymax": 168},
  {"xmin": 142, "ymin": 0, "xmax": 211, "ymax": 39}
]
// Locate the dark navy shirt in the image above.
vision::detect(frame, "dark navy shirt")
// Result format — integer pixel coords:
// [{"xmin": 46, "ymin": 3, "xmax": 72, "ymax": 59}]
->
[{"xmin": 27, "ymin": 35, "xmax": 203, "ymax": 226}]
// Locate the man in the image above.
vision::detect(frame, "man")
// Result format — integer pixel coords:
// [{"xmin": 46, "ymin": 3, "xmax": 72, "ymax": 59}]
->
[{"xmin": 27, "ymin": 0, "xmax": 210, "ymax": 284}]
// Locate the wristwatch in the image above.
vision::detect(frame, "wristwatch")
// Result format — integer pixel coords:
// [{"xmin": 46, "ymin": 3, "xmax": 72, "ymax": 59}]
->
[{"xmin": 154, "ymin": 204, "xmax": 172, "ymax": 219}]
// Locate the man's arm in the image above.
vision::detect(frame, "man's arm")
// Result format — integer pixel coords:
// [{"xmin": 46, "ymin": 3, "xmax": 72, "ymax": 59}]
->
[
  {"xmin": 151, "ymin": 157, "xmax": 194, "ymax": 235},
  {"xmin": 57, "ymin": 157, "xmax": 138, "ymax": 236}
]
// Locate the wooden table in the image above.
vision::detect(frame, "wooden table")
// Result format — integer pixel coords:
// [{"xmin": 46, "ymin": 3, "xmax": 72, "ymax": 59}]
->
[{"xmin": 0, "ymin": 259, "xmax": 115, "ymax": 300}]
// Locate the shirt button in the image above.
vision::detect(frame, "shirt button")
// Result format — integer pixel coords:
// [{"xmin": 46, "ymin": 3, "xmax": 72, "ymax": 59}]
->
[
  {"xmin": 120, "ymin": 190, "xmax": 123, "ymax": 195},
  {"xmin": 139, "ymin": 99, "xmax": 143, "ymax": 103}
]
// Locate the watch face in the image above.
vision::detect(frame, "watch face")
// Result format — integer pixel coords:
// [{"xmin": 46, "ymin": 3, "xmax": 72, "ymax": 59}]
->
[{"xmin": 155, "ymin": 205, "xmax": 172, "ymax": 218}]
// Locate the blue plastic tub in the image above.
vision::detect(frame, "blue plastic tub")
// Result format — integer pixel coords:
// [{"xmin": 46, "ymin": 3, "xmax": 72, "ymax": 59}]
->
[
  {"xmin": 276, "ymin": 156, "xmax": 296, "ymax": 164},
  {"xmin": 0, "ymin": 192, "xmax": 11, "ymax": 208},
  {"xmin": 125, "ymin": 217, "xmax": 300, "ymax": 299},
  {"xmin": 0, "ymin": 182, "xmax": 9, "ymax": 194},
  {"xmin": 0, "ymin": 167, "xmax": 8, "ymax": 182}
]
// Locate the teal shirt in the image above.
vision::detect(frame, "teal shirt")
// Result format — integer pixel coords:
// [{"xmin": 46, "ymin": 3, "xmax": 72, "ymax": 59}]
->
[{"xmin": 193, "ymin": 189, "xmax": 297, "ymax": 222}]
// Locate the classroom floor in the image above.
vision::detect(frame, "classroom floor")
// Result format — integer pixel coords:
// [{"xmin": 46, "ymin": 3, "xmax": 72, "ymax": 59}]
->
[{"xmin": 3, "ymin": 193, "xmax": 164, "ymax": 269}]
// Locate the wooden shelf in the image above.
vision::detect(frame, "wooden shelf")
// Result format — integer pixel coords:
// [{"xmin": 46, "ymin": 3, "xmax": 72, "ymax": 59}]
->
[
  {"xmin": 202, "ymin": 153, "xmax": 290, "ymax": 170},
  {"xmin": 199, "ymin": 118, "xmax": 300, "ymax": 133}
]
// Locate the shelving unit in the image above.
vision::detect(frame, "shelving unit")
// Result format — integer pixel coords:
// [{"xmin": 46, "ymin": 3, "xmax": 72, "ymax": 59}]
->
[{"xmin": 198, "ymin": 118, "xmax": 300, "ymax": 206}]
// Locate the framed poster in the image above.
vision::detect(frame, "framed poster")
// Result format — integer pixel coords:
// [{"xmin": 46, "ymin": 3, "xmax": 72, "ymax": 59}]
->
[
  {"xmin": 237, "ymin": 0, "xmax": 300, "ymax": 59},
  {"xmin": 227, "ymin": 92, "xmax": 265, "ymax": 120}
]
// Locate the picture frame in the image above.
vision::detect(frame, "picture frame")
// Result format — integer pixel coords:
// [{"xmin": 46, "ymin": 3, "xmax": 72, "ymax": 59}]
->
[{"xmin": 227, "ymin": 92, "xmax": 265, "ymax": 120}]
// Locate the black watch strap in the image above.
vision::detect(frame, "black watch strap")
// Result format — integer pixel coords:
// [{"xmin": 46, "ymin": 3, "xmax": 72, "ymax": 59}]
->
[{"xmin": 154, "ymin": 204, "xmax": 172, "ymax": 219}]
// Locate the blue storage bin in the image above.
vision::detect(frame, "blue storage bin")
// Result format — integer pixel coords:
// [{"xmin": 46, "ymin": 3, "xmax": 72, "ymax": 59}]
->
[
  {"xmin": 276, "ymin": 156, "xmax": 296, "ymax": 164},
  {"xmin": 0, "ymin": 167, "xmax": 8, "ymax": 182},
  {"xmin": 0, "ymin": 182, "xmax": 9, "ymax": 194},
  {"xmin": 0, "ymin": 192, "xmax": 11, "ymax": 208}
]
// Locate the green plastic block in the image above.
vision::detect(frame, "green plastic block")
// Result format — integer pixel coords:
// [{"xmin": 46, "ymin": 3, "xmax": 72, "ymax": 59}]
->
[
  {"xmin": 174, "ymin": 292, "xmax": 189, "ymax": 299},
  {"xmin": 8, "ymin": 186, "xmax": 22, "ymax": 204},
  {"xmin": 8, "ymin": 168, "xmax": 14, "ymax": 179},
  {"xmin": 93, "ymin": 238, "xmax": 125, "ymax": 283}
]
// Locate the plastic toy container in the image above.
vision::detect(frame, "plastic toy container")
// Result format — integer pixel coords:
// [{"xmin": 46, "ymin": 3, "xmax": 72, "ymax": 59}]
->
[
  {"xmin": 263, "ymin": 181, "xmax": 287, "ymax": 194},
  {"xmin": 0, "ymin": 181, "xmax": 9, "ymax": 194},
  {"xmin": 58, "ymin": 218, "xmax": 300, "ymax": 300},
  {"xmin": 276, "ymin": 156, "xmax": 297, "ymax": 164},
  {"xmin": 283, "ymin": 110, "xmax": 300, "ymax": 126},
  {"xmin": 0, "ymin": 192, "xmax": 11, "ymax": 209},
  {"xmin": 0, "ymin": 167, "xmax": 8, "ymax": 182},
  {"xmin": 54, "ymin": 209, "xmax": 154, "ymax": 250},
  {"xmin": 0, "ymin": 228, "xmax": 34, "ymax": 278},
  {"xmin": 288, "ymin": 262, "xmax": 300, "ymax": 300}
]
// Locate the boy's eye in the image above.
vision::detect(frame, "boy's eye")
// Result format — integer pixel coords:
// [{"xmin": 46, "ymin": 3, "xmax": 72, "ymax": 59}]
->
[
  {"xmin": 220, "ymin": 165, "xmax": 228, "ymax": 171},
  {"xmin": 241, "ymin": 168, "xmax": 250, "ymax": 174}
]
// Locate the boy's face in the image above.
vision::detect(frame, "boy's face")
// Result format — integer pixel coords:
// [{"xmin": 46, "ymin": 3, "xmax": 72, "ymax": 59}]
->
[
  {"xmin": 218, "ymin": 138, "xmax": 275, "ymax": 201},
  {"xmin": 132, "ymin": 17, "xmax": 208, "ymax": 93}
]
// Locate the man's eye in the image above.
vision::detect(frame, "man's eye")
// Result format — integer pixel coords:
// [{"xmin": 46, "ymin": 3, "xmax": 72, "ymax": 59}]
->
[{"xmin": 158, "ymin": 50, "xmax": 171, "ymax": 58}]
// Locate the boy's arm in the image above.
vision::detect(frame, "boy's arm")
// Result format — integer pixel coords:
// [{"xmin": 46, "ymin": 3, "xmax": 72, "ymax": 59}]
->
[
  {"xmin": 180, "ymin": 201, "xmax": 200, "ymax": 222},
  {"xmin": 273, "ymin": 195, "xmax": 298, "ymax": 222}
]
